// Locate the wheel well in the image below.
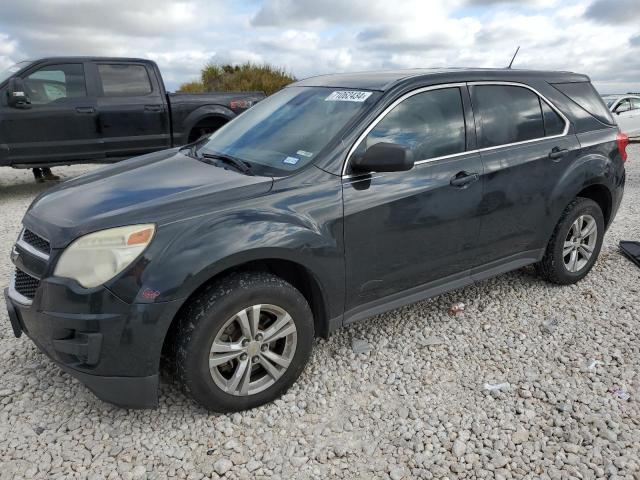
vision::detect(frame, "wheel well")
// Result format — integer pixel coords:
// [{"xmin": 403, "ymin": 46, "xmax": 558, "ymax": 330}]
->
[
  {"xmin": 161, "ymin": 259, "xmax": 329, "ymax": 366},
  {"xmin": 577, "ymin": 184, "xmax": 612, "ymax": 226},
  {"xmin": 187, "ymin": 116, "xmax": 229, "ymax": 142}
]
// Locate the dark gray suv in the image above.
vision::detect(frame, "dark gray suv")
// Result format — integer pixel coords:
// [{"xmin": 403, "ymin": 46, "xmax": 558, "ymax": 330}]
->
[{"xmin": 5, "ymin": 68, "xmax": 627, "ymax": 411}]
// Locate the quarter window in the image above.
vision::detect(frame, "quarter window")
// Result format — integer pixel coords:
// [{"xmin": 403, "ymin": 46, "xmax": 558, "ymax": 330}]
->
[
  {"xmin": 24, "ymin": 64, "xmax": 86, "ymax": 105},
  {"xmin": 541, "ymin": 100, "xmax": 565, "ymax": 136},
  {"xmin": 363, "ymin": 88, "xmax": 466, "ymax": 161},
  {"xmin": 98, "ymin": 64, "xmax": 152, "ymax": 96},
  {"xmin": 472, "ymin": 85, "xmax": 545, "ymax": 148}
]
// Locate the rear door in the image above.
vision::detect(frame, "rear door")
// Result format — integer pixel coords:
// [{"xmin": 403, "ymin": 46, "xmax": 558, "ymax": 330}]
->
[
  {"xmin": 93, "ymin": 62, "xmax": 170, "ymax": 158},
  {"xmin": 470, "ymin": 82, "xmax": 581, "ymax": 266},
  {"xmin": 614, "ymin": 97, "xmax": 640, "ymax": 136},
  {"xmin": 3, "ymin": 62, "xmax": 102, "ymax": 165}
]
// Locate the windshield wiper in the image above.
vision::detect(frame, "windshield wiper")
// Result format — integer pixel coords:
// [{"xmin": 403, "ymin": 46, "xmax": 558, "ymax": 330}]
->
[{"xmin": 200, "ymin": 152, "xmax": 253, "ymax": 175}]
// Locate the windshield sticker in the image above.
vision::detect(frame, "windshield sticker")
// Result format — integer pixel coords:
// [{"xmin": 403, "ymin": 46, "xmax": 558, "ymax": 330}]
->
[
  {"xmin": 325, "ymin": 91, "xmax": 372, "ymax": 102},
  {"xmin": 283, "ymin": 156, "xmax": 300, "ymax": 165},
  {"xmin": 296, "ymin": 150, "xmax": 314, "ymax": 158}
]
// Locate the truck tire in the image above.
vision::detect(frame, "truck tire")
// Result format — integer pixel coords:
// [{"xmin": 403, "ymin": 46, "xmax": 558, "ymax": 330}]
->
[
  {"xmin": 535, "ymin": 197, "xmax": 604, "ymax": 285},
  {"xmin": 174, "ymin": 271, "xmax": 314, "ymax": 412}
]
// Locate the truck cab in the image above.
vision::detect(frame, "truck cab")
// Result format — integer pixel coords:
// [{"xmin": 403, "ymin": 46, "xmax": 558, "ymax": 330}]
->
[{"xmin": 0, "ymin": 57, "xmax": 264, "ymax": 168}]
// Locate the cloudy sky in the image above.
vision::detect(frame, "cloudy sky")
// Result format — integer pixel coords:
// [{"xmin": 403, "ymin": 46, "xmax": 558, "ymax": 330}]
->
[{"xmin": 0, "ymin": 0, "xmax": 639, "ymax": 93}]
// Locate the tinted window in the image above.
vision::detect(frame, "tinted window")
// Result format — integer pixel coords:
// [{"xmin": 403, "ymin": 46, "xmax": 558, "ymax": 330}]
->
[
  {"xmin": 632, "ymin": 98, "xmax": 640, "ymax": 109},
  {"xmin": 553, "ymin": 82, "xmax": 615, "ymax": 125},
  {"xmin": 98, "ymin": 64, "xmax": 152, "ymax": 96},
  {"xmin": 24, "ymin": 64, "xmax": 86, "ymax": 105},
  {"xmin": 363, "ymin": 88, "xmax": 466, "ymax": 160},
  {"xmin": 541, "ymin": 100, "xmax": 565, "ymax": 136},
  {"xmin": 472, "ymin": 85, "xmax": 544, "ymax": 148}
]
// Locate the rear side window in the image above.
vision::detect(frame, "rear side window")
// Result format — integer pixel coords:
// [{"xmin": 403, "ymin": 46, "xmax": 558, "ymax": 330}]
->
[
  {"xmin": 472, "ymin": 85, "xmax": 545, "ymax": 148},
  {"xmin": 98, "ymin": 64, "xmax": 152, "ymax": 96},
  {"xmin": 364, "ymin": 87, "xmax": 466, "ymax": 160},
  {"xmin": 553, "ymin": 82, "xmax": 614, "ymax": 125}
]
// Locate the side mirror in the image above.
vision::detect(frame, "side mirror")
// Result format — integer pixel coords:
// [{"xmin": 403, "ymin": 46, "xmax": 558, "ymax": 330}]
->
[
  {"xmin": 7, "ymin": 77, "xmax": 31, "ymax": 109},
  {"xmin": 352, "ymin": 142, "xmax": 414, "ymax": 173}
]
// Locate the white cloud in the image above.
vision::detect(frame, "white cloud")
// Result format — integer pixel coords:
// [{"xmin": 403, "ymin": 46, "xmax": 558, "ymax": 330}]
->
[{"xmin": 0, "ymin": 0, "xmax": 639, "ymax": 92}]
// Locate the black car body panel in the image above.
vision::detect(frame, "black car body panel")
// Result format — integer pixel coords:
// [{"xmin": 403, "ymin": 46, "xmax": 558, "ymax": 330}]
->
[
  {"xmin": 0, "ymin": 57, "xmax": 264, "ymax": 167},
  {"xmin": 6, "ymin": 68, "xmax": 625, "ymax": 408}
]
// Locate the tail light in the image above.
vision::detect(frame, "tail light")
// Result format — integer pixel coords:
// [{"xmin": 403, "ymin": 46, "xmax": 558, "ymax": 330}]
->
[{"xmin": 617, "ymin": 132, "xmax": 629, "ymax": 163}]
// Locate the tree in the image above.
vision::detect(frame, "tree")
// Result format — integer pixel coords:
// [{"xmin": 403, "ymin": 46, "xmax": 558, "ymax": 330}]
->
[{"xmin": 178, "ymin": 62, "xmax": 295, "ymax": 96}]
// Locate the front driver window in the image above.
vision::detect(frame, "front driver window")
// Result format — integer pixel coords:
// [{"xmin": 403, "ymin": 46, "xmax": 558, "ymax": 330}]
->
[
  {"xmin": 362, "ymin": 87, "xmax": 466, "ymax": 161},
  {"xmin": 24, "ymin": 64, "xmax": 87, "ymax": 105}
]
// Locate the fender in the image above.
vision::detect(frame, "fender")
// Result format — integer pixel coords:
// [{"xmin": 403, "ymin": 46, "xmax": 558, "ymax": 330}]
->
[
  {"xmin": 543, "ymin": 151, "xmax": 617, "ymax": 244},
  {"xmin": 180, "ymin": 104, "xmax": 236, "ymax": 141}
]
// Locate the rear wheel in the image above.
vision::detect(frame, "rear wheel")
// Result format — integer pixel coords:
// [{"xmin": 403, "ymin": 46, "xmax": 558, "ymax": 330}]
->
[
  {"xmin": 535, "ymin": 197, "xmax": 604, "ymax": 285},
  {"xmin": 174, "ymin": 271, "xmax": 314, "ymax": 412}
]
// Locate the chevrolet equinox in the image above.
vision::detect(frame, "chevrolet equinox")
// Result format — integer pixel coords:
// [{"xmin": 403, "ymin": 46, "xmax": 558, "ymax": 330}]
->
[{"xmin": 5, "ymin": 68, "xmax": 628, "ymax": 411}]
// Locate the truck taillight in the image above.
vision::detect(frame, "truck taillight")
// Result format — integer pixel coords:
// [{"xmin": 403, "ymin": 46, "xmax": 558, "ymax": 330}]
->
[
  {"xmin": 230, "ymin": 100, "xmax": 254, "ymax": 110},
  {"xmin": 617, "ymin": 132, "xmax": 629, "ymax": 163}
]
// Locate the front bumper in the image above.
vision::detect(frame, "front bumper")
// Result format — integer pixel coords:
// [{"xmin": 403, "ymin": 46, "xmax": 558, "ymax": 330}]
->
[{"xmin": 4, "ymin": 280, "xmax": 182, "ymax": 409}]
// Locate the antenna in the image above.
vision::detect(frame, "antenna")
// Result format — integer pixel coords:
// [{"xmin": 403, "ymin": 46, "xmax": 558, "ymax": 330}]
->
[{"xmin": 507, "ymin": 46, "xmax": 520, "ymax": 69}]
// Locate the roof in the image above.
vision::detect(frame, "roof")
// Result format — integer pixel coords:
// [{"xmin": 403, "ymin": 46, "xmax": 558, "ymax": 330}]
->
[
  {"xmin": 292, "ymin": 68, "xmax": 590, "ymax": 91},
  {"xmin": 26, "ymin": 56, "xmax": 155, "ymax": 64}
]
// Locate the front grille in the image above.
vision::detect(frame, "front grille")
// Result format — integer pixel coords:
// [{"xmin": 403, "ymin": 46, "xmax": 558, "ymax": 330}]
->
[
  {"xmin": 22, "ymin": 229, "xmax": 51, "ymax": 255},
  {"xmin": 14, "ymin": 268, "xmax": 40, "ymax": 300}
]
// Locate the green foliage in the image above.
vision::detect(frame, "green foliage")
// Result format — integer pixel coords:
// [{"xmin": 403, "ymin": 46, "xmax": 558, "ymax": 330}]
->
[{"xmin": 179, "ymin": 62, "xmax": 295, "ymax": 96}]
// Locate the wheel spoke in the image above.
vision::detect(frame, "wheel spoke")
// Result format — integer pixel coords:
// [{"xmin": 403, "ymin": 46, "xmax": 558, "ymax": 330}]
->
[
  {"xmin": 258, "ymin": 353, "xmax": 282, "ymax": 380},
  {"xmin": 581, "ymin": 218, "xmax": 596, "ymax": 239},
  {"xmin": 227, "ymin": 357, "xmax": 250, "ymax": 393},
  {"xmin": 262, "ymin": 313, "xmax": 295, "ymax": 342},
  {"xmin": 249, "ymin": 304, "xmax": 261, "ymax": 338},
  {"xmin": 235, "ymin": 309, "xmax": 253, "ymax": 340},
  {"xmin": 579, "ymin": 244, "xmax": 593, "ymax": 258},
  {"xmin": 210, "ymin": 340, "xmax": 244, "ymax": 353},
  {"xmin": 238, "ymin": 357, "xmax": 253, "ymax": 395},
  {"xmin": 210, "ymin": 349, "xmax": 244, "ymax": 368},
  {"xmin": 573, "ymin": 217, "xmax": 583, "ymax": 235},
  {"xmin": 563, "ymin": 241, "xmax": 574, "ymax": 257},
  {"xmin": 568, "ymin": 249, "xmax": 578, "ymax": 272},
  {"xmin": 262, "ymin": 349, "xmax": 291, "ymax": 368}
]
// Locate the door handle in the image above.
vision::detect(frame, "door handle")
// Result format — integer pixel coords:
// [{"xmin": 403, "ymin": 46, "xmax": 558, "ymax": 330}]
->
[
  {"xmin": 144, "ymin": 105, "xmax": 162, "ymax": 112},
  {"xmin": 75, "ymin": 106, "xmax": 95, "ymax": 114},
  {"xmin": 450, "ymin": 171, "xmax": 480, "ymax": 187},
  {"xmin": 549, "ymin": 147, "xmax": 569, "ymax": 160}
]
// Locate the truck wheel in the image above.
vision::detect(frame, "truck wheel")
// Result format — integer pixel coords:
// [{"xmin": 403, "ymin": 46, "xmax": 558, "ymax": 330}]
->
[
  {"xmin": 174, "ymin": 271, "xmax": 314, "ymax": 412},
  {"xmin": 535, "ymin": 197, "xmax": 604, "ymax": 285}
]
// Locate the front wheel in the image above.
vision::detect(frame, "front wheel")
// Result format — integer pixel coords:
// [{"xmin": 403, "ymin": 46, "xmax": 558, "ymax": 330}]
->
[
  {"xmin": 535, "ymin": 197, "xmax": 605, "ymax": 285},
  {"xmin": 174, "ymin": 271, "xmax": 314, "ymax": 412}
]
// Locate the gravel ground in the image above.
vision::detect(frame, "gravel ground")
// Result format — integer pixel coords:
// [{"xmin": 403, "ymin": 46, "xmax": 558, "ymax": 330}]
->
[{"xmin": 1, "ymin": 148, "xmax": 639, "ymax": 480}]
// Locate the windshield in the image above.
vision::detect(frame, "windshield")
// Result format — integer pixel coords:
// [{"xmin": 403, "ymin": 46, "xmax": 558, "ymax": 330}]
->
[
  {"xmin": 201, "ymin": 86, "xmax": 380, "ymax": 176},
  {"xmin": 0, "ymin": 61, "xmax": 31, "ymax": 84},
  {"xmin": 602, "ymin": 96, "xmax": 619, "ymax": 108}
]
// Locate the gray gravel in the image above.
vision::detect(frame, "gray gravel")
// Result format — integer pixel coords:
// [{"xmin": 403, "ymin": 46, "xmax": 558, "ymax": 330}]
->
[{"xmin": 1, "ymin": 148, "xmax": 640, "ymax": 479}]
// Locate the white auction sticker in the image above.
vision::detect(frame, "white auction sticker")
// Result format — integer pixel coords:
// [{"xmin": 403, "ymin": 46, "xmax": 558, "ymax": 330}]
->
[{"xmin": 325, "ymin": 91, "xmax": 372, "ymax": 102}]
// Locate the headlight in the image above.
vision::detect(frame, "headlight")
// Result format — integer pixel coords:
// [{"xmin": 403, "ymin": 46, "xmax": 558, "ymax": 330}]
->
[{"xmin": 54, "ymin": 224, "xmax": 155, "ymax": 288}]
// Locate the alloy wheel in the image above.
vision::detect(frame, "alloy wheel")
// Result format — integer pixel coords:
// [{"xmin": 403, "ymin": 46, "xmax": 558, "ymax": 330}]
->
[
  {"xmin": 563, "ymin": 214, "xmax": 598, "ymax": 273},
  {"xmin": 208, "ymin": 304, "xmax": 297, "ymax": 396}
]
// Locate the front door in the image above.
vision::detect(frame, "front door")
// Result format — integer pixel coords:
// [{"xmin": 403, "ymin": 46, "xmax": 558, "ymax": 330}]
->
[
  {"xmin": 94, "ymin": 62, "xmax": 170, "ymax": 158},
  {"xmin": 3, "ymin": 62, "xmax": 102, "ymax": 165},
  {"xmin": 613, "ymin": 98, "xmax": 640, "ymax": 137},
  {"xmin": 343, "ymin": 86, "xmax": 483, "ymax": 318}
]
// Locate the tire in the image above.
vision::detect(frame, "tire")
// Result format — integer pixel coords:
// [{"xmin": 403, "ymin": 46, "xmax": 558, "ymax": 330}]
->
[
  {"xmin": 174, "ymin": 271, "xmax": 314, "ymax": 412},
  {"xmin": 535, "ymin": 197, "xmax": 605, "ymax": 285}
]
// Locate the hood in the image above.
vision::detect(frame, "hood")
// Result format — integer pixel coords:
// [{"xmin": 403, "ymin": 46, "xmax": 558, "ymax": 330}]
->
[{"xmin": 24, "ymin": 149, "xmax": 273, "ymax": 248}]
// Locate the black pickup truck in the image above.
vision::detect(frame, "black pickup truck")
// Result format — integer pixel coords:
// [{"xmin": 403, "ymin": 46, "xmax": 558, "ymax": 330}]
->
[{"xmin": 0, "ymin": 57, "xmax": 265, "ymax": 168}]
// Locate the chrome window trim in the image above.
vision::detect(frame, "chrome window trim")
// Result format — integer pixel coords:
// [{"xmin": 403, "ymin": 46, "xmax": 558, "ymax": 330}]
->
[
  {"xmin": 341, "ymin": 80, "xmax": 571, "ymax": 179},
  {"xmin": 8, "ymin": 271, "xmax": 33, "ymax": 306},
  {"xmin": 17, "ymin": 229, "xmax": 50, "ymax": 261}
]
